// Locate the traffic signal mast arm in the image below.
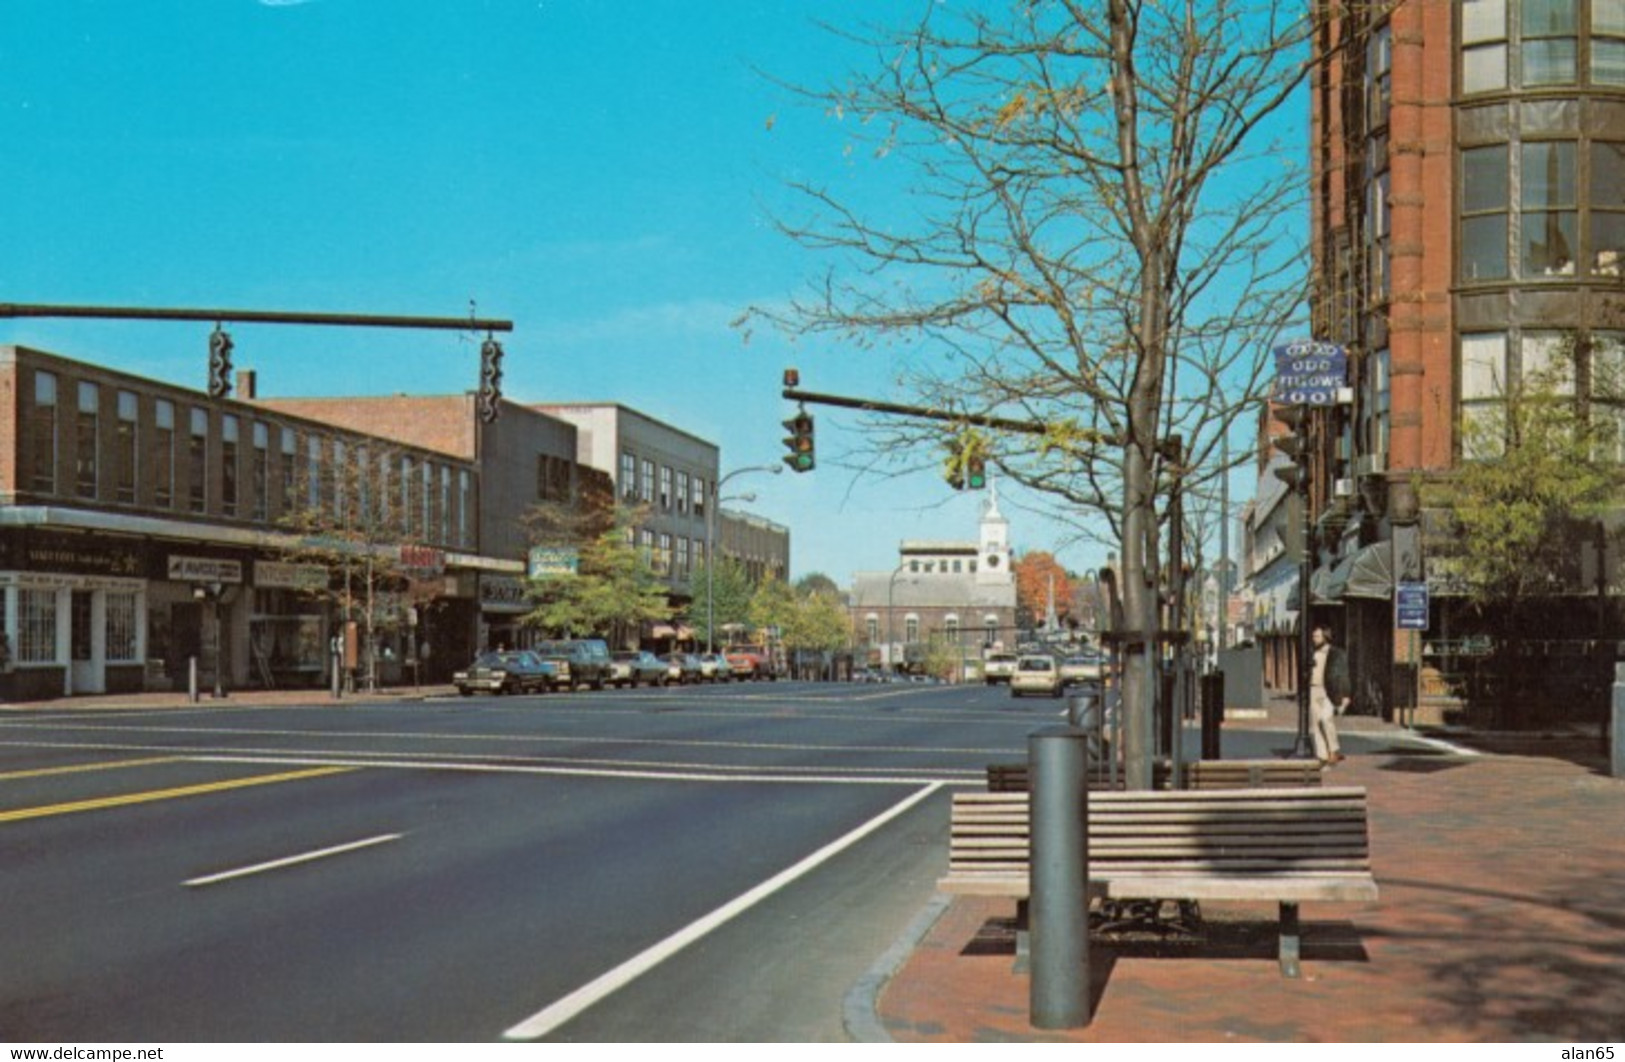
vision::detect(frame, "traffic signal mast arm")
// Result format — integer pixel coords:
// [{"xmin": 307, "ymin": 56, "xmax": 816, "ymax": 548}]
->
[{"xmin": 780, "ymin": 386, "xmax": 1121, "ymax": 448}]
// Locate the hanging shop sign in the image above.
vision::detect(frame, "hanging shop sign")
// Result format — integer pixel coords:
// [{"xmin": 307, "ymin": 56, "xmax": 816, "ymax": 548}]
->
[{"xmin": 167, "ymin": 555, "xmax": 244, "ymax": 585}]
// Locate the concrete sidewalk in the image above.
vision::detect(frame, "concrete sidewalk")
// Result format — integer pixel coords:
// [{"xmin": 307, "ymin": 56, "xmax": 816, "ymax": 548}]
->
[
  {"xmin": 871, "ymin": 704, "xmax": 1625, "ymax": 1043},
  {"xmin": 0, "ymin": 685, "xmax": 460, "ymax": 711}
]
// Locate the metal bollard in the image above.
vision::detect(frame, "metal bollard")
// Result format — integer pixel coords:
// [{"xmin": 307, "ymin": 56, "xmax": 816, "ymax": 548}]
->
[
  {"xmin": 1611, "ymin": 663, "xmax": 1624, "ymax": 778},
  {"xmin": 1028, "ymin": 725, "xmax": 1091, "ymax": 1029},
  {"xmin": 188, "ymin": 656, "xmax": 200, "ymax": 704}
]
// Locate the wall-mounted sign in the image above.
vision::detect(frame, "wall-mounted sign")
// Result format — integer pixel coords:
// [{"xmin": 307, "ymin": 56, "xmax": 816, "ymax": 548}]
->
[
  {"xmin": 528, "ymin": 546, "xmax": 579, "ymax": 578},
  {"xmin": 167, "ymin": 555, "xmax": 244, "ymax": 584},
  {"xmin": 400, "ymin": 545, "xmax": 446, "ymax": 575},
  {"xmin": 1395, "ymin": 581, "xmax": 1430, "ymax": 631},
  {"xmin": 254, "ymin": 561, "xmax": 329, "ymax": 591},
  {"xmin": 1272, "ymin": 340, "xmax": 1348, "ymax": 405}
]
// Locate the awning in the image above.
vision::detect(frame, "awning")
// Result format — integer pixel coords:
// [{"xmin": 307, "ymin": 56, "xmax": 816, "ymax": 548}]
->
[
  {"xmin": 1285, "ymin": 566, "xmax": 1342, "ymax": 611},
  {"xmin": 1338, "ymin": 542, "xmax": 1393, "ymax": 600}
]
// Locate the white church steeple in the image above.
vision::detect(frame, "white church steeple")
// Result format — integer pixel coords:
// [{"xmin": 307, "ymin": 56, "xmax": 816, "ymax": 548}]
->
[{"xmin": 977, "ymin": 475, "xmax": 1012, "ymax": 585}]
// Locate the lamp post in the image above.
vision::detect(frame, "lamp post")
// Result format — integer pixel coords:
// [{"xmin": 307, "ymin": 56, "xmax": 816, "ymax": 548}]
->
[
  {"xmin": 706, "ymin": 464, "xmax": 782, "ymax": 654},
  {"xmin": 887, "ymin": 561, "xmax": 911, "ymax": 675}
]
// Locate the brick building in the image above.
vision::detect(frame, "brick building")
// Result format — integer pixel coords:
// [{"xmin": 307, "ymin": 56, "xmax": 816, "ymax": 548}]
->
[
  {"xmin": 1289, "ymin": 0, "xmax": 1625, "ymax": 720},
  {"xmin": 0, "ymin": 345, "xmax": 500, "ymax": 698}
]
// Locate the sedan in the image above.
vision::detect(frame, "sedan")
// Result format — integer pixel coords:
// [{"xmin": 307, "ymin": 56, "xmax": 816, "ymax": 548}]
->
[
  {"xmin": 453, "ymin": 651, "xmax": 557, "ymax": 696},
  {"xmin": 697, "ymin": 653, "xmax": 731, "ymax": 682},
  {"xmin": 611, "ymin": 650, "xmax": 669, "ymax": 688},
  {"xmin": 1059, "ymin": 651, "xmax": 1106, "ymax": 686},
  {"xmin": 661, "ymin": 653, "xmax": 703, "ymax": 685},
  {"xmin": 1010, "ymin": 654, "xmax": 1064, "ymax": 699}
]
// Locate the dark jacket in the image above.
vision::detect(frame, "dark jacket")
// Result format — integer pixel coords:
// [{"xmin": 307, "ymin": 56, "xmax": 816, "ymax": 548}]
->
[{"xmin": 1322, "ymin": 645, "xmax": 1351, "ymax": 705}]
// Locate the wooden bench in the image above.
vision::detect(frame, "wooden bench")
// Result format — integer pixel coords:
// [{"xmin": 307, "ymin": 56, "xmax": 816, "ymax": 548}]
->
[
  {"xmin": 985, "ymin": 758, "xmax": 1320, "ymax": 793},
  {"xmin": 938, "ymin": 787, "xmax": 1378, "ymax": 977}
]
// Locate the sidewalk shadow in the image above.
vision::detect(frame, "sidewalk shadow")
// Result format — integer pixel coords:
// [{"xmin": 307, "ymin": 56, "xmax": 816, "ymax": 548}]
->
[{"xmin": 962, "ymin": 915, "xmax": 1370, "ymax": 967}]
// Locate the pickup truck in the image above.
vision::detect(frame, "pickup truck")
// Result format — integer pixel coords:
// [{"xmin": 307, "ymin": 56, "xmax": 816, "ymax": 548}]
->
[{"xmin": 723, "ymin": 644, "xmax": 781, "ymax": 681}]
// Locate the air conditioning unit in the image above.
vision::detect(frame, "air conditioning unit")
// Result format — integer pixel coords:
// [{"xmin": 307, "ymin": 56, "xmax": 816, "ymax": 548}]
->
[
  {"xmin": 1355, "ymin": 451, "xmax": 1388, "ymax": 477},
  {"xmin": 1334, "ymin": 477, "xmax": 1356, "ymax": 498}
]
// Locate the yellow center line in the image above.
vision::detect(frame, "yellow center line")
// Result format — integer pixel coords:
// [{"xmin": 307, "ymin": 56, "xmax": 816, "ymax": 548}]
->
[
  {"xmin": 0, "ymin": 766, "xmax": 356, "ymax": 824},
  {"xmin": 0, "ymin": 756, "xmax": 184, "ymax": 781}
]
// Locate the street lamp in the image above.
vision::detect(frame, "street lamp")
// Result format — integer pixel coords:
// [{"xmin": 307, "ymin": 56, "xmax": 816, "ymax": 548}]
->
[
  {"xmin": 706, "ymin": 464, "xmax": 783, "ymax": 654},
  {"xmin": 887, "ymin": 561, "xmax": 913, "ymax": 675}
]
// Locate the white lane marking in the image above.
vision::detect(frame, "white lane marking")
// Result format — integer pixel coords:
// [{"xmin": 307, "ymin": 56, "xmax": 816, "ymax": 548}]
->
[
  {"xmin": 502, "ymin": 782, "xmax": 944, "ymax": 1041},
  {"xmin": 184, "ymin": 833, "xmax": 403, "ymax": 888}
]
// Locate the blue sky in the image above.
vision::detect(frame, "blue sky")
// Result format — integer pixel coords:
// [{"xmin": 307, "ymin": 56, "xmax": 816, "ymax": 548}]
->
[{"xmin": 0, "ymin": 0, "xmax": 1269, "ymax": 583}]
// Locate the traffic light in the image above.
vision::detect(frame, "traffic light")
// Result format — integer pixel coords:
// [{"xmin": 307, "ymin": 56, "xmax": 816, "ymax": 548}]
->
[
  {"xmin": 1271, "ymin": 404, "xmax": 1305, "ymax": 488},
  {"xmin": 782, "ymin": 408, "xmax": 815, "ymax": 472},
  {"xmin": 207, "ymin": 327, "xmax": 233, "ymax": 399},
  {"xmin": 966, "ymin": 449, "xmax": 987, "ymax": 490},
  {"xmin": 478, "ymin": 336, "xmax": 504, "ymax": 423},
  {"xmin": 943, "ymin": 438, "xmax": 965, "ymax": 490}
]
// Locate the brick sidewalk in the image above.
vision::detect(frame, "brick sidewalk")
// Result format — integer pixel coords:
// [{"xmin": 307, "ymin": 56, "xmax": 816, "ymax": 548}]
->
[{"xmin": 877, "ymin": 739, "xmax": 1625, "ymax": 1042}]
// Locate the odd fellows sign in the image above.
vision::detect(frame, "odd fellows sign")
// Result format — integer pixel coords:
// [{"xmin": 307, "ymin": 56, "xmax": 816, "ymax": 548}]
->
[{"xmin": 1272, "ymin": 340, "xmax": 1348, "ymax": 406}]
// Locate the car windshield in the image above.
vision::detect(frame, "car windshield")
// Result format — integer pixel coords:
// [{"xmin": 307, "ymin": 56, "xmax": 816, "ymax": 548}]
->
[{"xmin": 1018, "ymin": 658, "xmax": 1054, "ymax": 672}]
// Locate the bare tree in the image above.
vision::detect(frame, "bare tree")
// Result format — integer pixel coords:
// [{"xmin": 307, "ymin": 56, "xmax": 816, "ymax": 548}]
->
[{"xmin": 751, "ymin": 0, "xmax": 1316, "ymax": 787}]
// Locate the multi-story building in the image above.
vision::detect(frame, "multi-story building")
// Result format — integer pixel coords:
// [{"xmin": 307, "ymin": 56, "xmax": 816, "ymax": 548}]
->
[
  {"xmin": 1299, "ymin": 0, "xmax": 1625, "ymax": 721},
  {"xmin": 0, "ymin": 345, "xmax": 504, "ymax": 698},
  {"xmin": 847, "ymin": 485, "xmax": 1018, "ymax": 670}
]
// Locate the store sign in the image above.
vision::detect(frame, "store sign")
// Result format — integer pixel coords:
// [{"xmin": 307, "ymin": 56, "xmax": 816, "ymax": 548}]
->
[
  {"xmin": 480, "ymin": 574, "xmax": 530, "ymax": 612},
  {"xmin": 16, "ymin": 531, "xmax": 145, "ymax": 577},
  {"xmin": 1272, "ymin": 340, "xmax": 1348, "ymax": 405},
  {"xmin": 400, "ymin": 545, "xmax": 446, "ymax": 574},
  {"xmin": 167, "ymin": 555, "xmax": 244, "ymax": 584},
  {"xmin": 528, "ymin": 546, "xmax": 579, "ymax": 578},
  {"xmin": 254, "ymin": 561, "xmax": 329, "ymax": 592}
]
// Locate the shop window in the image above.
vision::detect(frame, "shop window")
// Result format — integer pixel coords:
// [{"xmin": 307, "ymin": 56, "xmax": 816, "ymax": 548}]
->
[
  {"xmin": 1521, "ymin": 141, "xmax": 1577, "ymax": 276},
  {"xmin": 1463, "ymin": 0, "xmax": 1509, "ymax": 92},
  {"xmin": 106, "ymin": 592, "xmax": 139, "ymax": 663},
  {"xmin": 116, "ymin": 391, "xmax": 137, "ymax": 504},
  {"xmin": 31, "ymin": 371, "xmax": 57, "ymax": 494},
  {"xmin": 1462, "ymin": 145, "xmax": 1511, "ymax": 280},
  {"xmin": 1522, "ymin": 0, "xmax": 1578, "ymax": 86},
  {"xmin": 75, "ymin": 381, "xmax": 98, "ymax": 499},
  {"xmin": 189, "ymin": 408, "xmax": 208, "ymax": 513},
  {"xmin": 154, "ymin": 399, "xmax": 174, "ymax": 508},
  {"xmin": 19, "ymin": 588, "xmax": 58, "ymax": 664}
]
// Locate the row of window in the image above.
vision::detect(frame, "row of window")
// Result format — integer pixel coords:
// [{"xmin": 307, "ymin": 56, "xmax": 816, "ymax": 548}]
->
[
  {"xmin": 634, "ymin": 529, "xmax": 710, "ymax": 579},
  {"xmin": 1463, "ymin": 0, "xmax": 1625, "ymax": 92},
  {"xmin": 28, "ymin": 370, "xmax": 473, "ymax": 548},
  {"xmin": 906, "ymin": 557, "xmax": 980, "ymax": 575},
  {"xmin": 1, "ymin": 589, "xmax": 140, "ymax": 666},
  {"xmin": 1462, "ymin": 139, "xmax": 1625, "ymax": 280},
  {"xmin": 618, "ymin": 451, "xmax": 708, "ymax": 520},
  {"xmin": 861, "ymin": 614, "xmax": 1001, "ymax": 644}
]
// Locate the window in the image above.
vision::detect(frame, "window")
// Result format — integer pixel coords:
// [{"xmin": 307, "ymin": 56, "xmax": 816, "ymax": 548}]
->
[
  {"xmin": 1522, "ymin": 0, "xmax": 1577, "ymax": 86},
  {"xmin": 1462, "ymin": 145, "xmax": 1511, "ymax": 280},
  {"xmin": 1369, "ymin": 169, "xmax": 1392, "ymax": 300},
  {"xmin": 439, "ymin": 464, "xmax": 451, "ymax": 544},
  {"xmin": 676, "ymin": 471, "xmax": 689, "ymax": 515},
  {"xmin": 693, "ymin": 476, "xmax": 706, "ymax": 520},
  {"xmin": 640, "ymin": 459, "xmax": 654, "ymax": 504},
  {"xmin": 1370, "ymin": 348, "xmax": 1392, "ymax": 457},
  {"xmin": 19, "ymin": 588, "xmax": 58, "ymax": 664},
  {"xmin": 75, "ymin": 381, "xmax": 99, "ymax": 499},
  {"xmin": 1592, "ymin": 142, "xmax": 1625, "ymax": 276},
  {"xmin": 106, "ymin": 591, "xmax": 139, "ymax": 663},
  {"xmin": 308, "ymin": 436, "xmax": 323, "ymax": 511},
  {"xmin": 676, "ymin": 536, "xmax": 690, "ymax": 576},
  {"xmin": 904, "ymin": 615, "xmax": 920, "ymax": 643},
  {"xmin": 115, "ymin": 391, "xmax": 137, "ymax": 504},
  {"xmin": 1597, "ymin": 0, "xmax": 1625, "ymax": 83},
  {"xmin": 281, "ymin": 427, "xmax": 297, "ymax": 515},
  {"xmin": 620, "ymin": 452, "xmax": 637, "ymax": 500},
  {"xmin": 1366, "ymin": 24, "xmax": 1392, "ymax": 130},
  {"xmin": 354, "ymin": 443, "xmax": 369, "ymax": 525},
  {"xmin": 1592, "ymin": 332, "xmax": 1625, "ymax": 462},
  {"xmin": 221, "ymin": 414, "xmax": 239, "ymax": 517},
  {"xmin": 1462, "ymin": 333, "xmax": 1510, "ymax": 458},
  {"xmin": 251, "ymin": 423, "xmax": 269, "ymax": 522},
  {"xmin": 422, "ymin": 460, "xmax": 433, "ymax": 538},
  {"xmin": 657, "ymin": 532, "xmax": 672, "ymax": 575},
  {"xmin": 1463, "ymin": 0, "xmax": 1509, "ymax": 91},
  {"xmin": 459, "ymin": 469, "xmax": 473, "ymax": 547},
  {"xmin": 1522, "ymin": 332, "xmax": 1578, "ymax": 393},
  {"xmin": 31, "ymin": 371, "xmax": 56, "ymax": 494},
  {"xmin": 402, "ymin": 455, "xmax": 416, "ymax": 534},
  {"xmin": 866, "ymin": 615, "xmax": 880, "ymax": 644},
  {"xmin": 189, "ymin": 408, "xmax": 208, "ymax": 512},
  {"xmin": 945, "ymin": 614, "xmax": 961, "ymax": 639},
  {"xmin": 154, "ymin": 399, "xmax": 174, "ymax": 508},
  {"xmin": 659, "ymin": 466, "xmax": 673, "ymax": 510},
  {"xmin": 332, "ymin": 439, "xmax": 346, "ymax": 525},
  {"xmin": 1521, "ymin": 141, "xmax": 1577, "ymax": 276}
]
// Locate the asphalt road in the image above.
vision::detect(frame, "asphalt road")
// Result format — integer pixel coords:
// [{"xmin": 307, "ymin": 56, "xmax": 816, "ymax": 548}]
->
[{"xmin": 0, "ymin": 680, "xmax": 1062, "ymax": 1041}]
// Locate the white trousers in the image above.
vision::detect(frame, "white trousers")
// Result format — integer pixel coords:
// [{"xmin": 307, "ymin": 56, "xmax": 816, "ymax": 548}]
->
[{"xmin": 1310, "ymin": 687, "xmax": 1341, "ymax": 762}]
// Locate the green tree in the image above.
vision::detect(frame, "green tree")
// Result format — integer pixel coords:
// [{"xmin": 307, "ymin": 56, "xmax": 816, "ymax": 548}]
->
[
  {"xmin": 523, "ymin": 517, "xmax": 672, "ymax": 645},
  {"xmin": 1430, "ymin": 340, "xmax": 1619, "ymax": 718},
  {"xmin": 688, "ymin": 557, "xmax": 757, "ymax": 650}
]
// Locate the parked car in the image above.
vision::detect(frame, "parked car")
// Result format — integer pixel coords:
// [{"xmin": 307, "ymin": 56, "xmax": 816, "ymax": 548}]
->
[
  {"xmin": 983, "ymin": 652, "xmax": 1020, "ymax": 685},
  {"xmin": 724, "ymin": 644, "xmax": 780, "ymax": 681},
  {"xmin": 1010, "ymin": 654, "xmax": 1063, "ymax": 698},
  {"xmin": 661, "ymin": 652, "xmax": 703, "ymax": 685},
  {"xmin": 532, "ymin": 639, "xmax": 613, "ymax": 690},
  {"xmin": 453, "ymin": 651, "xmax": 558, "ymax": 696},
  {"xmin": 697, "ymin": 653, "xmax": 730, "ymax": 682},
  {"xmin": 611, "ymin": 649, "xmax": 669, "ymax": 688},
  {"xmin": 1059, "ymin": 650, "xmax": 1107, "ymax": 686}
]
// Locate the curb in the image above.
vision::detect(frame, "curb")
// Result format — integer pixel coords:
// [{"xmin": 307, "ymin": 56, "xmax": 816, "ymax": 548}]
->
[{"xmin": 843, "ymin": 893, "xmax": 953, "ymax": 1043}]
